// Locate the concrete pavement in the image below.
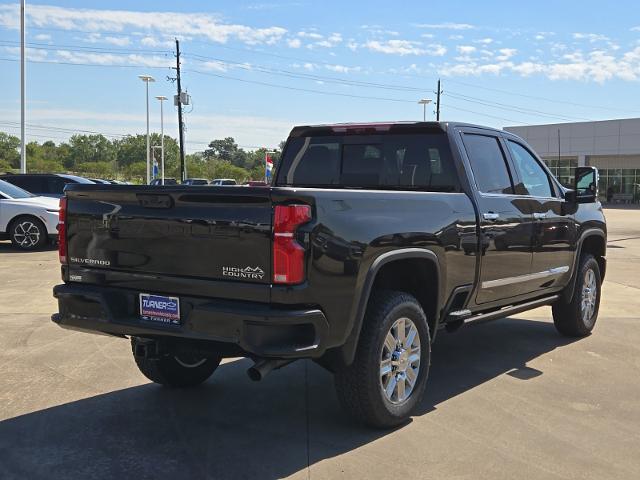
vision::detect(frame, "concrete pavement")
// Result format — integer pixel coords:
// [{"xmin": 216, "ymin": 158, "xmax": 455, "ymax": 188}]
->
[{"xmin": 0, "ymin": 207, "xmax": 639, "ymax": 479}]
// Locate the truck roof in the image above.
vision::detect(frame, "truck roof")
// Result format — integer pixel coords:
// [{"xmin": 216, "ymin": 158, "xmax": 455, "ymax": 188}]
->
[{"xmin": 288, "ymin": 121, "xmax": 503, "ymax": 137}]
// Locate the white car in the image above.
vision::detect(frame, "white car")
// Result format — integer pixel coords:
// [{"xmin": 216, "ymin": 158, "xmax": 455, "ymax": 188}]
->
[{"xmin": 0, "ymin": 179, "xmax": 60, "ymax": 250}]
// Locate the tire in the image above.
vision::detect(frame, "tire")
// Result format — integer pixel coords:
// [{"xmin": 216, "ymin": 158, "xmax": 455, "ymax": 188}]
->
[
  {"xmin": 131, "ymin": 339, "xmax": 222, "ymax": 387},
  {"xmin": 9, "ymin": 216, "xmax": 48, "ymax": 250},
  {"xmin": 552, "ymin": 254, "xmax": 602, "ymax": 337},
  {"xmin": 335, "ymin": 290, "xmax": 431, "ymax": 428}
]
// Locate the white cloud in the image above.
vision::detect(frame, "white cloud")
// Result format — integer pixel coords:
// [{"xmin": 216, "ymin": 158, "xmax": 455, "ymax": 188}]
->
[
  {"xmin": 287, "ymin": 38, "xmax": 301, "ymax": 48},
  {"xmin": 365, "ymin": 39, "xmax": 426, "ymax": 56},
  {"xmin": 415, "ymin": 22, "xmax": 474, "ymax": 30},
  {"xmin": 297, "ymin": 31, "xmax": 323, "ymax": 40},
  {"xmin": 439, "ymin": 47, "xmax": 640, "ymax": 83},
  {"xmin": 55, "ymin": 50, "xmax": 172, "ymax": 68},
  {"xmin": 140, "ymin": 36, "xmax": 174, "ymax": 48},
  {"xmin": 324, "ymin": 64, "xmax": 361, "ymax": 74},
  {"xmin": 573, "ymin": 32, "xmax": 610, "ymax": 42},
  {"xmin": 34, "ymin": 33, "xmax": 51, "ymax": 41},
  {"xmin": 303, "ymin": 62, "xmax": 315, "ymax": 71},
  {"xmin": 83, "ymin": 33, "xmax": 131, "ymax": 47},
  {"xmin": 496, "ymin": 48, "xmax": 517, "ymax": 61},
  {"xmin": 0, "ymin": 4, "xmax": 287, "ymax": 46},
  {"xmin": 457, "ymin": 45, "xmax": 476, "ymax": 54},
  {"xmin": 449, "ymin": 34, "xmax": 463, "ymax": 40},
  {"xmin": 199, "ymin": 60, "xmax": 229, "ymax": 72},
  {"xmin": 474, "ymin": 37, "xmax": 494, "ymax": 45},
  {"xmin": 363, "ymin": 39, "xmax": 446, "ymax": 57}
]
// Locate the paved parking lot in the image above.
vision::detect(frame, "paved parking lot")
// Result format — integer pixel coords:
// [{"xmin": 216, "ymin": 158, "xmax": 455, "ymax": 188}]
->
[{"xmin": 1, "ymin": 207, "xmax": 639, "ymax": 480}]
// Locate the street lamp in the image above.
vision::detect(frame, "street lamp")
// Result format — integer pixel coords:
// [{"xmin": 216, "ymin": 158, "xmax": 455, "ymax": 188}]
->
[
  {"xmin": 155, "ymin": 95, "xmax": 167, "ymax": 185},
  {"xmin": 418, "ymin": 99, "xmax": 432, "ymax": 122},
  {"xmin": 138, "ymin": 74, "xmax": 155, "ymax": 184}
]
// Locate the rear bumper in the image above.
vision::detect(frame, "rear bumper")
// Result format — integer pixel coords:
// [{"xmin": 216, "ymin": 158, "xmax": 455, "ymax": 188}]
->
[{"xmin": 52, "ymin": 283, "xmax": 329, "ymax": 359}]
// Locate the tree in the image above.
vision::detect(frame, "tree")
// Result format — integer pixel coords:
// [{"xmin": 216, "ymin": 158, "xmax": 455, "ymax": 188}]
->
[
  {"xmin": 0, "ymin": 132, "xmax": 20, "ymax": 170},
  {"xmin": 68, "ymin": 134, "xmax": 116, "ymax": 167},
  {"xmin": 204, "ymin": 137, "xmax": 238, "ymax": 162}
]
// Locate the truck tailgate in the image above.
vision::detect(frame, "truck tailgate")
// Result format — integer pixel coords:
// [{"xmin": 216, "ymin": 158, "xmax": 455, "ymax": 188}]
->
[{"xmin": 65, "ymin": 186, "xmax": 272, "ymax": 284}]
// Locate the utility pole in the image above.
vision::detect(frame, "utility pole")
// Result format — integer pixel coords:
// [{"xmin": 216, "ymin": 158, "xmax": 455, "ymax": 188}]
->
[
  {"xmin": 20, "ymin": 0, "xmax": 26, "ymax": 173},
  {"xmin": 175, "ymin": 39, "xmax": 186, "ymax": 182},
  {"xmin": 435, "ymin": 79, "xmax": 442, "ymax": 122}
]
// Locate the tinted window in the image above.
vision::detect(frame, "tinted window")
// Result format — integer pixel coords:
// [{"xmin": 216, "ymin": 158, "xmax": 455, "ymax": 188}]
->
[
  {"xmin": 47, "ymin": 176, "xmax": 73, "ymax": 194},
  {"xmin": 507, "ymin": 141, "xmax": 554, "ymax": 198},
  {"xmin": 463, "ymin": 134, "xmax": 513, "ymax": 194},
  {"xmin": 3, "ymin": 175, "xmax": 47, "ymax": 193},
  {"xmin": 277, "ymin": 133, "xmax": 459, "ymax": 191}
]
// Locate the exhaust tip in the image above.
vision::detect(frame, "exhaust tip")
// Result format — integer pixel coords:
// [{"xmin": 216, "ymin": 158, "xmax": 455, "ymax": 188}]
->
[{"xmin": 247, "ymin": 367, "xmax": 262, "ymax": 382}]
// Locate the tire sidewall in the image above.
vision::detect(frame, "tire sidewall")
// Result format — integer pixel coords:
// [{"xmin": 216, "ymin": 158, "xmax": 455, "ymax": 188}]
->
[
  {"xmin": 576, "ymin": 256, "xmax": 601, "ymax": 332},
  {"xmin": 368, "ymin": 296, "xmax": 431, "ymax": 423}
]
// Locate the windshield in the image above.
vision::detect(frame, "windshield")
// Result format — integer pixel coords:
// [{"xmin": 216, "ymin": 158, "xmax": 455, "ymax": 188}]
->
[{"xmin": 0, "ymin": 179, "xmax": 35, "ymax": 199}]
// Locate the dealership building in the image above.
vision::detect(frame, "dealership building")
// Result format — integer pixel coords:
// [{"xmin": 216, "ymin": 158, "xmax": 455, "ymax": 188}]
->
[{"xmin": 505, "ymin": 118, "xmax": 640, "ymax": 204}]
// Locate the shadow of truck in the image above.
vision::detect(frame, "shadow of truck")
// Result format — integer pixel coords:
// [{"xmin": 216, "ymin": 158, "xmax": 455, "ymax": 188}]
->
[{"xmin": 0, "ymin": 317, "xmax": 576, "ymax": 480}]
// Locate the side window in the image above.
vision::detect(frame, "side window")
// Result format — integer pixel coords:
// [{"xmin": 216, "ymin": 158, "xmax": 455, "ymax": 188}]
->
[
  {"xmin": 507, "ymin": 141, "xmax": 554, "ymax": 198},
  {"xmin": 47, "ymin": 177, "xmax": 72, "ymax": 195},
  {"xmin": 8, "ymin": 176, "xmax": 46, "ymax": 193},
  {"xmin": 463, "ymin": 134, "xmax": 513, "ymax": 194}
]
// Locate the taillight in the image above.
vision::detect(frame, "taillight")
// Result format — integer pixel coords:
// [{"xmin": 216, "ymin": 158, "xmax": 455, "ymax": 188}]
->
[
  {"xmin": 273, "ymin": 204, "xmax": 311, "ymax": 284},
  {"xmin": 58, "ymin": 197, "xmax": 67, "ymax": 264}
]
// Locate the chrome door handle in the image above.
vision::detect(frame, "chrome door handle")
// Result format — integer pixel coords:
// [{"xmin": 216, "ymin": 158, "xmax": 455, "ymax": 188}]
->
[
  {"xmin": 533, "ymin": 212, "xmax": 548, "ymax": 220},
  {"xmin": 482, "ymin": 212, "xmax": 500, "ymax": 220}
]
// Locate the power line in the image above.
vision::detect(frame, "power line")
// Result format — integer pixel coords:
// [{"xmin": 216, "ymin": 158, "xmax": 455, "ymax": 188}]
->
[
  {"xmin": 0, "ymin": 39, "xmax": 171, "ymax": 55},
  {"xmin": 187, "ymin": 68, "xmax": 416, "ymax": 104},
  {"xmin": 445, "ymin": 91, "xmax": 593, "ymax": 122},
  {"xmin": 0, "ymin": 57, "xmax": 172, "ymax": 69},
  {"xmin": 185, "ymin": 52, "xmax": 428, "ymax": 93}
]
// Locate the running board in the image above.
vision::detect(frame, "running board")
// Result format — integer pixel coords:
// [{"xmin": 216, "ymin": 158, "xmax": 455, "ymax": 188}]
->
[{"xmin": 456, "ymin": 295, "xmax": 560, "ymax": 327}]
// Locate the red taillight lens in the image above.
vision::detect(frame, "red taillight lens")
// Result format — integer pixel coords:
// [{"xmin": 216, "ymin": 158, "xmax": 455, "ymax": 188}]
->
[
  {"xmin": 273, "ymin": 205, "xmax": 311, "ymax": 284},
  {"xmin": 58, "ymin": 197, "xmax": 67, "ymax": 264}
]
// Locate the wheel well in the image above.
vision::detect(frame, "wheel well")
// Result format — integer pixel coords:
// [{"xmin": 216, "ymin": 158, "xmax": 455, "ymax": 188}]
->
[
  {"xmin": 581, "ymin": 234, "xmax": 606, "ymax": 280},
  {"xmin": 370, "ymin": 258, "xmax": 439, "ymax": 334},
  {"xmin": 8, "ymin": 214, "xmax": 41, "ymax": 231}
]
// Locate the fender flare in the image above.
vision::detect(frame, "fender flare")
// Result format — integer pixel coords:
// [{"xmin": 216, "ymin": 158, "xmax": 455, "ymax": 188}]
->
[
  {"xmin": 562, "ymin": 228, "xmax": 606, "ymax": 303},
  {"xmin": 339, "ymin": 248, "xmax": 441, "ymax": 366}
]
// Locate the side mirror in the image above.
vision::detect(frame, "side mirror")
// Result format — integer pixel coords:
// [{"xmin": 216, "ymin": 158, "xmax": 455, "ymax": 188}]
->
[{"xmin": 574, "ymin": 166, "xmax": 598, "ymax": 204}]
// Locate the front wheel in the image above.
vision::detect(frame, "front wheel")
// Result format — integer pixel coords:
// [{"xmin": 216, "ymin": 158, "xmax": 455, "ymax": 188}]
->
[
  {"xmin": 334, "ymin": 290, "xmax": 431, "ymax": 428},
  {"xmin": 552, "ymin": 254, "xmax": 602, "ymax": 337},
  {"xmin": 131, "ymin": 339, "xmax": 221, "ymax": 387},
  {"xmin": 10, "ymin": 216, "xmax": 48, "ymax": 250}
]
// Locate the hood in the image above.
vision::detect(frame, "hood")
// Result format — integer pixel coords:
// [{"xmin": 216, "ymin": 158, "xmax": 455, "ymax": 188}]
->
[{"xmin": 3, "ymin": 195, "xmax": 60, "ymax": 210}]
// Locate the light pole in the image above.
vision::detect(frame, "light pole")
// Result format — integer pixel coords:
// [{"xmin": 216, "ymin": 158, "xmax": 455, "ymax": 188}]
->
[
  {"xmin": 138, "ymin": 74, "xmax": 155, "ymax": 184},
  {"xmin": 20, "ymin": 0, "xmax": 26, "ymax": 173},
  {"xmin": 418, "ymin": 99, "xmax": 432, "ymax": 122},
  {"xmin": 155, "ymin": 95, "xmax": 167, "ymax": 185}
]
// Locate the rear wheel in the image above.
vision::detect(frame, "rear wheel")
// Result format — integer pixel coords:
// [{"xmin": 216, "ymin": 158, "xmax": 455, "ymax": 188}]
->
[
  {"xmin": 9, "ymin": 216, "xmax": 48, "ymax": 250},
  {"xmin": 334, "ymin": 290, "xmax": 431, "ymax": 428},
  {"xmin": 552, "ymin": 254, "xmax": 602, "ymax": 337},
  {"xmin": 131, "ymin": 338, "xmax": 221, "ymax": 387}
]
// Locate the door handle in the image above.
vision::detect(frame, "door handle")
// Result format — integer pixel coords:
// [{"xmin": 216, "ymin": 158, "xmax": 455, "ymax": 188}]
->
[
  {"xmin": 533, "ymin": 212, "xmax": 547, "ymax": 220},
  {"xmin": 482, "ymin": 212, "xmax": 500, "ymax": 220}
]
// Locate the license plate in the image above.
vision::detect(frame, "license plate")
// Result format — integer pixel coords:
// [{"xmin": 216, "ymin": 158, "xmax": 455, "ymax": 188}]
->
[{"xmin": 139, "ymin": 293, "xmax": 181, "ymax": 326}]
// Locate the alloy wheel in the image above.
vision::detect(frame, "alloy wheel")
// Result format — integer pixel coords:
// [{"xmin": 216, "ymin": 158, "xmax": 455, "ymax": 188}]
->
[
  {"xmin": 380, "ymin": 317, "xmax": 421, "ymax": 404},
  {"xmin": 13, "ymin": 221, "xmax": 41, "ymax": 249}
]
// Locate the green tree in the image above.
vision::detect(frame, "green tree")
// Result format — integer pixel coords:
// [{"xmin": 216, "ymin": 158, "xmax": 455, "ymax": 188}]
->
[
  {"xmin": 0, "ymin": 132, "xmax": 20, "ymax": 171},
  {"xmin": 204, "ymin": 137, "xmax": 238, "ymax": 162}
]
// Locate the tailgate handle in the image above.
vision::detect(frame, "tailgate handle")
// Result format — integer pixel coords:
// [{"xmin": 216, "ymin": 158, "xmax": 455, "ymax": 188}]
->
[{"xmin": 136, "ymin": 194, "xmax": 173, "ymax": 209}]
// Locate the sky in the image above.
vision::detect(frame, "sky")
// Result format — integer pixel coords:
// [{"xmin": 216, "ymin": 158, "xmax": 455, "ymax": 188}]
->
[{"xmin": 1, "ymin": 0, "xmax": 640, "ymax": 152}]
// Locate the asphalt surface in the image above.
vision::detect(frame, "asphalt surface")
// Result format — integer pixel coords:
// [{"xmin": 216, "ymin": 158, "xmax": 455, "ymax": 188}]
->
[{"xmin": 1, "ymin": 207, "xmax": 639, "ymax": 480}]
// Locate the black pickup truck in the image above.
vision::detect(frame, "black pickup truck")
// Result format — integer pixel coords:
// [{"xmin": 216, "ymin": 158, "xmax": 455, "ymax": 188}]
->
[{"xmin": 52, "ymin": 122, "xmax": 606, "ymax": 428}]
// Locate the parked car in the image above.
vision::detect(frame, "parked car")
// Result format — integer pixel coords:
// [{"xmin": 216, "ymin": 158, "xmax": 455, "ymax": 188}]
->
[
  {"xmin": 211, "ymin": 178, "xmax": 237, "ymax": 186},
  {"xmin": 183, "ymin": 178, "xmax": 209, "ymax": 186},
  {"xmin": 0, "ymin": 179, "xmax": 59, "ymax": 250},
  {"xmin": 0, "ymin": 173, "xmax": 94, "ymax": 198},
  {"xmin": 52, "ymin": 122, "xmax": 606, "ymax": 428},
  {"xmin": 109, "ymin": 180, "xmax": 130, "ymax": 185},
  {"xmin": 88, "ymin": 178, "xmax": 112, "ymax": 185},
  {"xmin": 245, "ymin": 180, "xmax": 267, "ymax": 187},
  {"xmin": 150, "ymin": 178, "xmax": 179, "ymax": 186}
]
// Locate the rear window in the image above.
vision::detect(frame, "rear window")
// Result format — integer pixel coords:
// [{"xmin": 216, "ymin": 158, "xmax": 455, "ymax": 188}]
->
[
  {"xmin": 276, "ymin": 133, "xmax": 459, "ymax": 191},
  {"xmin": 2, "ymin": 175, "xmax": 47, "ymax": 193}
]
